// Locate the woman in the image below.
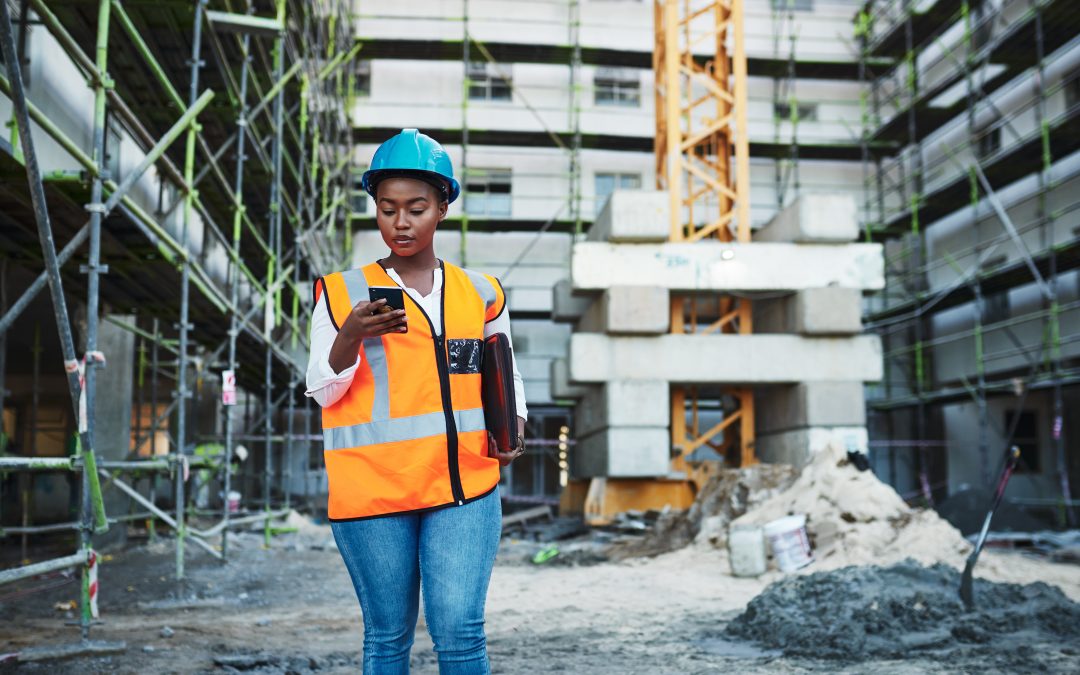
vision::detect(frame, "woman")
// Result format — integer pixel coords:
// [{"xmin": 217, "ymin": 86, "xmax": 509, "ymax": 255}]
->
[{"xmin": 305, "ymin": 129, "xmax": 527, "ymax": 675}]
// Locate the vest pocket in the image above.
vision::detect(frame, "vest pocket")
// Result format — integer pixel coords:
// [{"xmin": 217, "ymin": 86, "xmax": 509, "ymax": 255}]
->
[{"xmin": 447, "ymin": 338, "xmax": 483, "ymax": 374}]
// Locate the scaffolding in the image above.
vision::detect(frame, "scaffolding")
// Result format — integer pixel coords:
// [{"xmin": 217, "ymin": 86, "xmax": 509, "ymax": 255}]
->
[
  {"xmin": 857, "ymin": 0, "xmax": 1079, "ymax": 521},
  {"xmin": 0, "ymin": 0, "xmax": 357, "ymax": 642}
]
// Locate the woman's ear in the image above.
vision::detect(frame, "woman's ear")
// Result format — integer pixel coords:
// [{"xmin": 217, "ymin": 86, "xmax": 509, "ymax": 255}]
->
[{"xmin": 438, "ymin": 200, "xmax": 449, "ymax": 222}]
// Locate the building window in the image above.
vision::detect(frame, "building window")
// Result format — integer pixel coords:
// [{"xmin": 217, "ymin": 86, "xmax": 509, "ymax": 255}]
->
[
  {"xmin": 976, "ymin": 125, "xmax": 1001, "ymax": 160},
  {"xmin": 1005, "ymin": 410, "xmax": 1040, "ymax": 473},
  {"xmin": 355, "ymin": 61, "xmax": 371, "ymax": 97},
  {"xmin": 594, "ymin": 68, "xmax": 640, "ymax": 107},
  {"xmin": 468, "ymin": 62, "xmax": 511, "ymax": 102},
  {"xmin": 774, "ymin": 101, "xmax": 818, "ymax": 123},
  {"xmin": 1066, "ymin": 77, "xmax": 1080, "ymax": 110},
  {"xmin": 465, "ymin": 169, "xmax": 512, "ymax": 217},
  {"xmin": 595, "ymin": 172, "xmax": 641, "ymax": 215},
  {"xmin": 350, "ymin": 167, "xmax": 367, "ymax": 214},
  {"xmin": 980, "ymin": 289, "xmax": 1009, "ymax": 325},
  {"xmin": 770, "ymin": 0, "xmax": 813, "ymax": 10}
]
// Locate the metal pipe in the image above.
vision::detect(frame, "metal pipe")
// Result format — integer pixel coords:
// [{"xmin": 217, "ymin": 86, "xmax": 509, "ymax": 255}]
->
[
  {"xmin": 221, "ymin": 23, "xmax": 253, "ymax": 561},
  {"xmin": 1, "ymin": 510, "xmax": 159, "ymax": 536},
  {"xmin": 0, "ymin": 550, "xmax": 90, "ymax": 586},
  {"xmin": 174, "ymin": 0, "xmax": 207, "ymax": 582},
  {"xmin": 0, "ymin": 0, "xmax": 107, "ymax": 535},
  {"xmin": 100, "ymin": 469, "xmax": 222, "ymax": 560}
]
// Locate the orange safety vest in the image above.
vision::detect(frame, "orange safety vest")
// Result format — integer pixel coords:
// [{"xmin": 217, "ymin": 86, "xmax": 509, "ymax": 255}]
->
[{"xmin": 315, "ymin": 260, "xmax": 507, "ymax": 521}]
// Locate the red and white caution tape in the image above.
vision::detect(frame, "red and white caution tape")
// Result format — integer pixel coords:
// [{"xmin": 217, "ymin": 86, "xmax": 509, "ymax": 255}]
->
[
  {"xmin": 64, "ymin": 351, "xmax": 106, "ymax": 433},
  {"xmin": 87, "ymin": 549, "xmax": 99, "ymax": 619}
]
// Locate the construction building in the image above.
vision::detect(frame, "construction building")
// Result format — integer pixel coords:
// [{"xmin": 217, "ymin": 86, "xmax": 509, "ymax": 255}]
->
[{"xmin": 857, "ymin": 0, "xmax": 1080, "ymax": 522}]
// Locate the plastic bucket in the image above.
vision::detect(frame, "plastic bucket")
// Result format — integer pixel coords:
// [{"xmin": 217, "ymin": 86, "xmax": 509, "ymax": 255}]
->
[
  {"xmin": 728, "ymin": 525, "xmax": 767, "ymax": 577},
  {"xmin": 227, "ymin": 491, "xmax": 241, "ymax": 514},
  {"xmin": 763, "ymin": 514, "xmax": 813, "ymax": 572}
]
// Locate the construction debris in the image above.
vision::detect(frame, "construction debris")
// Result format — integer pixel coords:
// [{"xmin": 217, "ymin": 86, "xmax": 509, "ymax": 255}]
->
[
  {"xmin": 732, "ymin": 443, "xmax": 971, "ymax": 570},
  {"xmin": 726, "ymin": 560, "xmax": 1080, "ymax": 670},
  {"xmin": 610, "ymin": 463, "xmax": 798, "ymax": 559}
]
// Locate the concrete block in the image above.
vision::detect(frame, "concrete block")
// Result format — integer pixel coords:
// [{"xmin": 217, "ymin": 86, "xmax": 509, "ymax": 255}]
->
[
  {"xmin": 573, "ymin": 426, "xmax": 671, "ymax": 478},
  {"xmin": 552, "ymin": 278, "xmax": 594, "ymax": 323},
  {"xmin": 577, "ymin": 287, "xmax": 670, "ymax": 334},
  {"xmin": 572, "ymin": 241, "xmax": 884, "ymax": 291},
  {"xmin": 755, "ymin": 382, "xmax": 866, "ymax": 435},
  {"xmin": 524, "ymin": 378, "xmax": 554, "ymax": 408},
  {"xmin": 550, "ymin": 358, "xmax": 590, "ymax": 400},
  {"xmin": 755, "ymin": 194, "xmax": 858, "ymax": 243},
  {"xmin": 755, "ymin": 426, "xmax": 868, "ymax": 469},
  {"xmin": 508, "ymin": 320, "xmax": 571, "ymax": 358},
  {"xmin": 575, "ymin": 381, "xmax": 669, "ymax": 437},
  {"xmin": 569, "ymin": 333, "xmax": 883, "ymax": 383},
  {"xmin": 754, "ymin": 288, "xmax": 863, "ymax": 335},
  {"xmin": 588, "ymin": 190, "xmax": 669, "ymax": 243}
]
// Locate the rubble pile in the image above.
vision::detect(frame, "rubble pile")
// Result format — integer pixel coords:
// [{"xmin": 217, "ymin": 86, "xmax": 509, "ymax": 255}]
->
[
  {"xmin": 610, "ymin": 464, "xmax": 798, "ymax": 559},
  {"xmin": 726, "ymin": 560, "xmax": 1080, "ymax": 668}
]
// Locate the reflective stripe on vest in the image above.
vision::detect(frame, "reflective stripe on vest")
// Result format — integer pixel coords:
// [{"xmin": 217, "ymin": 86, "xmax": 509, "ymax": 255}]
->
[
  {"xmin": 323, "ymin": 407, "xmax": 487, "ymax": 451},
  {"xmin": 339, "ymin": 268, "xmax": 391, "ymax": 422}
]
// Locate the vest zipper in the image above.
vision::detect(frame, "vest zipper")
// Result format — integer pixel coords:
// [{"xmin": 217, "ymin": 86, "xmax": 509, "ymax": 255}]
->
[
  {"xmin": 433, "ymin": 333, "xmax": 466, "ymax": 505},
  {"xmin": 379, "ymin": 260, "xmax": 466, "ymax": 506}
]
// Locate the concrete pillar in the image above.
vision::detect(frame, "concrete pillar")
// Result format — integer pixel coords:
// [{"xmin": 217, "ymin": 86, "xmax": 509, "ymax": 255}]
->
[
  {"xmin": 550, "ymin": 358, "xmax": 589, "ymax": 400},
  {"xmin": 755, "ymin": 382, "xmax": 867, "ymax": 435},
  {"xmin": 589, "ymin": 190, "xmax": 669, "ymax": 243},
  {"xmin": 94, "ymin": 314, "xmax": 136, "ymax": 548},
  {"xmin": 577, "ymin": 287, "xmax": 670, "ymax": 335},
  {"xmin": 573, "ymin": 427, "xmax": 671, "ymax": 478},
  {"xmin": 552, "ymin": 278, "xmax": 593, "ymax": 323},
  {"xmin": 756, "ymin": 427, "xmax": 868, "ymax": 469},
  {"xmin": 575, "ymin": 381, "xmax": 669, "ymax": 437},
  {"xmin": 754, "ymin": 194, "xmax": 858, "ymax": 243},
  {"xmin": 754, "ymin": 288, "xmax": 864, "ymax": 335}
]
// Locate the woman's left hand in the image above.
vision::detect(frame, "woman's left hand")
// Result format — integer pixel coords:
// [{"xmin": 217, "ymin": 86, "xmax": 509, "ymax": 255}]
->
[{"xmin": 488, "ymin": 417, "xmax": 526, "ymax": 467}]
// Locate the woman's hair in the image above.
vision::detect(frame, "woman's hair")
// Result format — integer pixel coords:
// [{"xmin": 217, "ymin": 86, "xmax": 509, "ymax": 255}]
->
[{"xmin": 370, "ymin": 170, "xmax": 450, "ymax": 204}]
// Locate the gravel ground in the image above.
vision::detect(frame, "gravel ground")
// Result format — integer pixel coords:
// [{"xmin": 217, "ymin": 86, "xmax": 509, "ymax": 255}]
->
[{"xmin": 2, "ymin": 524, "xmax": 1078, "ymax": 674}]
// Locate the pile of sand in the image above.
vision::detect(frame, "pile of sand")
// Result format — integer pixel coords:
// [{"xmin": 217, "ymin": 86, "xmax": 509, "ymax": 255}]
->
[
  {"xmin": 732, "ymin": 443, "xmax": 971, "ymax": 570},
  {"xmin": 726, "ymin": 560, "xmax": 1080, "ymax": 668}
]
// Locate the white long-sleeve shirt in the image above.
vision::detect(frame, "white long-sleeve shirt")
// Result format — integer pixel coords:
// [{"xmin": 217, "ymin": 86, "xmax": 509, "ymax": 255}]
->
[{"xmin": 305, "ymin": 267, "xmax": 528, "ymax": 419}]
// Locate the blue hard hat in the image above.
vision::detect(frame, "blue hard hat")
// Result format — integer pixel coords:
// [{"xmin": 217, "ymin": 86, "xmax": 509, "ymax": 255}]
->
[{"xmin": 361, "ymin": 129, "xmax": 461, "ymax": 204}]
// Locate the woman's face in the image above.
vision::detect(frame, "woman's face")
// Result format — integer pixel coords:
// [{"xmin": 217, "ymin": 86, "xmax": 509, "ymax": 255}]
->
[{"xmin": 375, "ymin": 177, "xmax": 447, "ymax": 257}]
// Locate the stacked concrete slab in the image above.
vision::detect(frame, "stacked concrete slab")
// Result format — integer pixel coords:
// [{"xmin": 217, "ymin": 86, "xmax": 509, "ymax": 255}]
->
[{"xmin": 553, "ymin": 191, "xmax": 884, "ymax": 477}]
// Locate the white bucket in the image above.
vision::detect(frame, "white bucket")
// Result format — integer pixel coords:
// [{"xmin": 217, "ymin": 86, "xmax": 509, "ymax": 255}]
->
[
  {"xmin": 227, "ymin": 491, "xmax": 241, "ymax": 514},
  {"xmin": 763, "ymin": 514, "xmax": 813, "ymax": 572},
  {"xmin": 728, "ymin": 525, "xmax": 767, "ymax": 577}
]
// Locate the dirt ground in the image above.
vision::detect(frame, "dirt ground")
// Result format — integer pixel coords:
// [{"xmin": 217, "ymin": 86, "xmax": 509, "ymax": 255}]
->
[{"xmin": 2, "ymin": 519, "xmax": 1079, "ymax": 674}]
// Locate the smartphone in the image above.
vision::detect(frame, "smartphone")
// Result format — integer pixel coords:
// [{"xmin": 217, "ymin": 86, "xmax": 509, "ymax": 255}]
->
[{"xmin": 369, "ymin": 286, "xmax": 407, "ymax": 333}]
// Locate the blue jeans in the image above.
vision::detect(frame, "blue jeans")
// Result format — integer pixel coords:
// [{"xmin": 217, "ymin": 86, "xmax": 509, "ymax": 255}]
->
[{"xmin": 331, "ymin": 487, "xmax": 502, "ymax": 675}]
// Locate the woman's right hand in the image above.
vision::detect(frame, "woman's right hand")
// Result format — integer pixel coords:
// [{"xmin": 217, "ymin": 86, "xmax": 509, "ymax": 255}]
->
[
  {"xmin": 341, "ymin": 298, "xmax": 408, "ymax": 340},
  {"xmin": 328, "ymin": 299, "xmax": 407, "ymax": 374}
]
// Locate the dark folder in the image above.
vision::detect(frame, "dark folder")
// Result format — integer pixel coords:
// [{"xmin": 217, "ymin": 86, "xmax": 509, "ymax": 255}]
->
[{"xmin": 482, "ymin": 333, "xmax": 519, "ymax": 453}]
